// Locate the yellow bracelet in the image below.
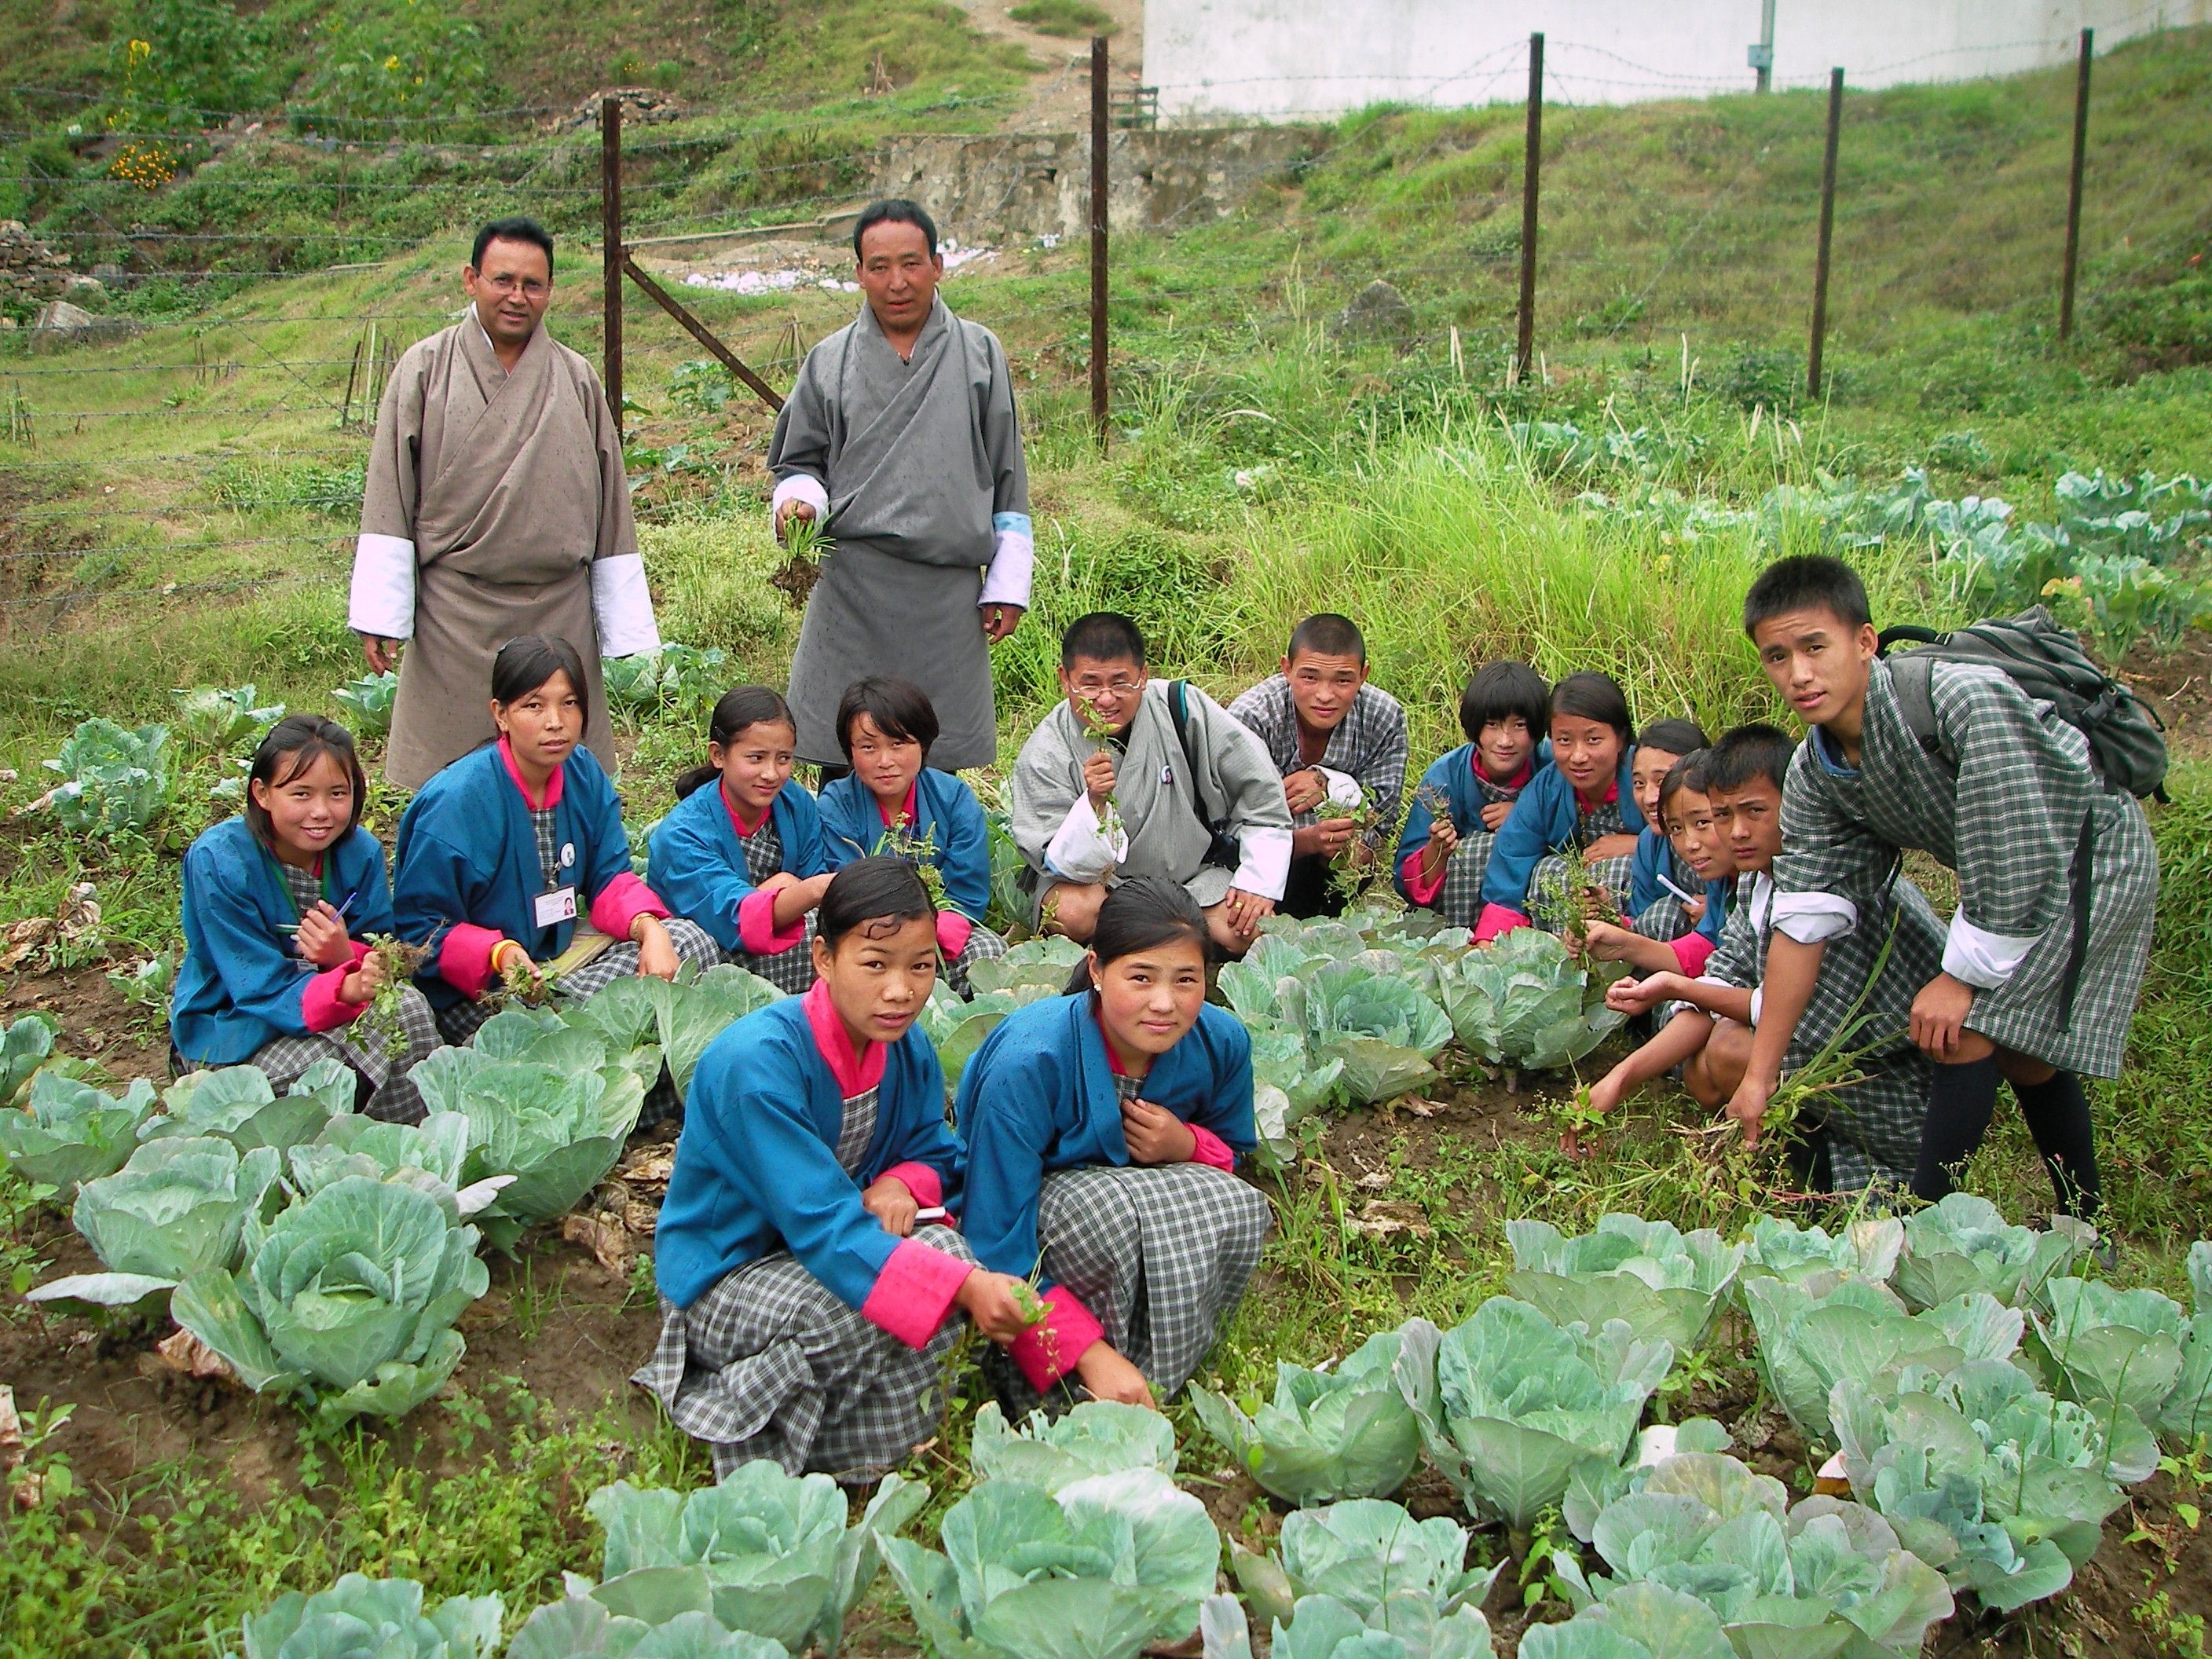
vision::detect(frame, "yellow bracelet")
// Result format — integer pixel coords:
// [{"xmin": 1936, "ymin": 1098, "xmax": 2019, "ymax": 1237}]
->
[{"xmin": 490, "ymin": 940, "xmax": 522, "ymax": 975}]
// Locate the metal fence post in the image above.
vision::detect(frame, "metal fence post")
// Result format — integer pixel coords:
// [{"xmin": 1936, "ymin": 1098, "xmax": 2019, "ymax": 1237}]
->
[
  {"xmin": 2060, "ymin": 27, "xmax": 2093, "ymax": 342},
  {"xmin": 1807, "ymin": 68, "xmax": 1844, "ymax": 400},
  {"xmin": 1090, "ymin": 34, "xmax": 1111, "ymax": 449},
  {"xmin": 602, "ymin": 95, "xmax": 624, "ymax": 440},
  {"xmin": 1515, "ymin": 32, "xmax": 1544, "ymax": 382}
]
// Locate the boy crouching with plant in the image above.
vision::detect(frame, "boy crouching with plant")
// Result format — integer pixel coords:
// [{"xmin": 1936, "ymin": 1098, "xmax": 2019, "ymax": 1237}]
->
[{"xmin": 1577, "ymin": 723, "xmax": 1945, "ymax": 1192}]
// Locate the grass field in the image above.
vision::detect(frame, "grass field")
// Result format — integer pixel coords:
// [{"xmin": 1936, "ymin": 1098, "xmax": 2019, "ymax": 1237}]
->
[{"xmin": 2, "ymin": 13, "xmax": 2211, "ymax": 1659}]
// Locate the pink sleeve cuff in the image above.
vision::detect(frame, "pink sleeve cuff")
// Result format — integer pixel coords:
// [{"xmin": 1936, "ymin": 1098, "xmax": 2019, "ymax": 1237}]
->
[
  {"xmin": 878, "ymin": 1161, "xmax": 944, "ymax": 1209},
  {"xmin": 299, "ymin": 961, "xmax": 367, "ymax": 1033},
  {"xmin": 1474, "ymin": 903, "xmax": 1531, "ymax": 945},
  {"xmin": 1670, "ymin": 933, "xmax": 1717, "ymax": 976},
  {"xmin": 590, "ymin": 870, "xmax": 670, "ymax": 942},
  {"xmin": 1401, "ymin": 849, "xmax": 1446, "ymax": 907},
  {"xmin": 738, "ymin": 887, "xmax": 808, "ymax": 956},
  {"xmin": 859, "ymin": 1237, "xmax": 973, "ymax": 1350},
  {"xmin": 440, "ymin": 923, "xmax": 509, "ymax": 997},
  {"xmin": 1009, "ymin": 1284, "xmax": 1108, "ymax": 1393},
  {"xmin": 935, "ymin": 910, "xmax": 975, "ymax": 959},
  {"xmin": 1187, "ymin": 1124, "xmax": 1236, "ymax": 1171}
]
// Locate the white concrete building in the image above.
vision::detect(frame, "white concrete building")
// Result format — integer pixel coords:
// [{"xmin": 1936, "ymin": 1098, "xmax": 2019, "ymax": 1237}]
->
[{"xmin": 1141, "ymin": 0, "xmax": 2210, "ymax": 122}]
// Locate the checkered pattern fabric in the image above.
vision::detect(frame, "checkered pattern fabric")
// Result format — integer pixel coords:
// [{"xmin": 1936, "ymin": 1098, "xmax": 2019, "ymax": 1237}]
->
[
  {"xmin": 251, "ymin": 983, "xmax": 441, "ymax": 1123},
  {"xmin": 276, "ymin": 862, "xmax": 322, "ymax": 917},
  {"xmin": 1529, "ymin": 851, "xmax": 1635, "ymax": 931},
  {"xmin": 1227, "ymin": 676, "xmax": 1409, "ymax": 846},
  {"xmin": 1778, "ymin": 658, "xmax": 2157, "ymax": 1079},
  {"xmin": 1705, "ymin": 870, "xmax": 1945, "ymax": 1191},
  {"xmin": 632, "ymin": 1083, "xmax": 976, "ymax": 1480},
  {"xmin": 725, "ymin": 819, "xmax": 819, "ymax": 994},
  {"xmin": 530, "ymin": 806, "xmax": 561, "ymax": 892},
  {"xmin": 1629, "ymin": 846, "xmax": 1703, "ymax": 940},
  {"xmin": 1005, "ymin": 1160, "xmax": 1271, "ymax": 1408},
  {"xmin": 1427, "ymin": 833, "xmax": 1498, "ymax": 927},
  {"xmin": 944, "ymin": 923, "xmax": 1009, "ymax": 998}
]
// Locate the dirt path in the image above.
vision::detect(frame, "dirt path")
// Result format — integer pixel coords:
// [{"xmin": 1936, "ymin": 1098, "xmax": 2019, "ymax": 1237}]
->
[{"xmin": 950, "ymin": 0, "xmax": 1148, "ymax": 133}]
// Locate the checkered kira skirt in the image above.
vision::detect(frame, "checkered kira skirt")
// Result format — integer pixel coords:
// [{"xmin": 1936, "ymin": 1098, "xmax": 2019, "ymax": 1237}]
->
[
  {"xmin": 723, "ymin": 818, "xmax": 819, "ymax": 994},
  {"xmin": 245, "ymin": 984, "xmax": 441, "ymax": 1124},
  {"xmin": 989, "ymin": 1090, "xmax": 1272, "ymax": 1414},
  {"xmin": 943, "ymin": 923, "xmax": 1009, "ymax": 998},
  {"xmin": 633, "ymin": 1086, "xmax": 978, "ymax": 1481}
]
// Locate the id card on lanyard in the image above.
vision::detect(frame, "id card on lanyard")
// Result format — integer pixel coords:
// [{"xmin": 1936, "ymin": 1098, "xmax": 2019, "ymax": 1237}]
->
[{"xmin": 536, "ymin": 836, "xmax": 580, "ymax": 930}]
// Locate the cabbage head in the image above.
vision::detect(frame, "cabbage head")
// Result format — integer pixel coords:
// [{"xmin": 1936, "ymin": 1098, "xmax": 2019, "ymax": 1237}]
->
[
  {"xmin": 1559, "ymin": 1419, "xmax": 1735, "ymax": 1543},
  {"xmin": 1200, "ymin": 1589, "xmax": 1496, "ymax": 1659},
  {"xmin": 1192, "ymin": 1328, "xmax": 1423, "ymax": 1505},
  {"xmin": 881, "ymin": 1470, "xmax": 1218, "ymax": 1659},
  {"xmin": 1396, "ymin": 1299, "xmax": 1672, "ymax": 1532},
  {"xmin": 172, "ymin": 1174, "xmax": 488, "ymax": 1429},
  {"xmin": 240, "ymin": 1574, "xmax": 502, "ymax": 1659},
  {"xmin": 1551, "ymin": 1448, "xmax": 1953, "ymax": 1659},
  {"xmin": 27, "ymin": 1135, "xmax": 280, "ymax": 1311},
  {"xmin": 969, "ymin": 1401, "xmax": 1178, "ymax": 1491},
  {"xmin": 0, "ymin": 1070, "xmax": 157, "ymax": 1199},
  {"xmin": 650, "ymin": 966, "xmax": 787, "ymax": 1102},
  {"xmin": 2027, "ymin": 1275, "xmax": 2186, "ymax": 1423},
  {"xmin": 1833, "ymin": 1357, "xmax": 2156, "ymax": 1612},
  {"xmin": 1741, "ymin": 1275, "xmax": 2023, "ymax": 1446},
  {"xmin": 1437, "ymin": 931, "xmax": 1622, "ymax": 1072},
  {"xmin": 581, "ymin": 1467, "xmax": 924, "ymax": 1655},
  {"xmin": 411, "ymin": 1017, "xmax": 647, "ymax": 1252},
  {"xmin": 917, "ymin": 986, "xmax": 1049, "ymax": 1087},
  {"xmin": 1228, "ymin": 1498, "xmax": 1502, "ymax": 1632},
  {"xmin": 145, "ymin": 1058, "xmax": 354, "ymax": 1155},
  {"xmin": 2163, "ymin": 1241, "xmax": 2212, "ymax": 1445},
  {"xmin": 1516, "ymin": 1584, "xmax": 1736, "ymax": 1659},
  {"xmin": 1506, "ymin": 1214, "xmax": 1745, "ymax": 1354},
  {"xmin": 507, "ymin": 1596, "xmax": 790, "ymax": 1659},
  {"xmin": 1738, "ymin": 1214, "xmax": 1906, "ymax": 1291},
  {"xmin": 1892, "ymin": 1194, "xmax": 2095, "ymax": 1311},
  {"xmin": 1, "ymin": 1012, "xmax": 60, "ymax": 1108},
  {"xmin": 45, "ymin": 717, "xmax": 172, "ymax": 836},
  {"xmin": 967, "ymin": 937, "xmax": 1086, "ymax": 998},
  {"xmin": 1302, "ymin": 960, "xmax": 1452, "ymax": 1105},
  {"xmin": 286, "ymin": 1111, "xmax": 514, "ymax": 1219}
]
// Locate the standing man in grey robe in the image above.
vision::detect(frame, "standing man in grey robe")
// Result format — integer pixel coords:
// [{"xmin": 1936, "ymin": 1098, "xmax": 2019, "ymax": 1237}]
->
[
  {"xmin": 350, "ymin": 216, "xmax": 660, "ymax": 789},
  {"xmin": 769, "ymin": 200, "xmax": 1031, "ymax": 772}
]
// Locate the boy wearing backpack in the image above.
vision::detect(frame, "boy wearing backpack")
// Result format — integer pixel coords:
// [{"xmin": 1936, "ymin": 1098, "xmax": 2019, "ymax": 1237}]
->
[
  {"xmin": 1730, "ymin": 555, "xmax": 2159, "ymax": 1219},
  {"xmin": 1008, "ymin": 612, "xmax": 1293, "ymax": 955}
]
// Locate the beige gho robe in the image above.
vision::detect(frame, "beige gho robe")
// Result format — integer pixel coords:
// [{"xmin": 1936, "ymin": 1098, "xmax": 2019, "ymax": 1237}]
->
[
  {"xmin": 349, "ymin": 320, "xmax": 659, "ymax": 788},
  {"xmin": 768, "ymin": 297, "xmax": 1030, "ymax": 770}
]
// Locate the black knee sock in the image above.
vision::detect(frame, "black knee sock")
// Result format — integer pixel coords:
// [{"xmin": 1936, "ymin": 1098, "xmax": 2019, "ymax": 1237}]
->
[
  {"xmin": 2012, "ymin": 1071, "xmax": 2102, "ymax": 1219},
  {"xmin": 1912, "ymin": 1057, "xmax": 2002, "ymax": 1203}
]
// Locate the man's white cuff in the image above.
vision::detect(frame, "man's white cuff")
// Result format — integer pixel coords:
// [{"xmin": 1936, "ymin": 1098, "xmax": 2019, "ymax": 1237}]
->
[
  {"xmin": 349, "ymin": 533, "xmax": 416, "ymax": 639},
  {"xmin": 1045, "ymin": 795, "xmax": 1126, "ymax": 884},
  {"xmin": 1943, "ymin": 910, "xmax": 2036, "ymax": 990},
  {"xmin": 591, "ymin": 553, "xmax": 661, "ymax": 657},
  {"xmin": 1771, "ymin": 891, "xmax": 1856, "ymax": 945},
  {"xmin": 1232, "ymin": 825, "xmax": 1293, "ymax": 902},
  {"xmin": 980, "ymin": 512, "xmax": 1035, "ymax": 610},
  {"xmin": 1317, "ymin": 767, "xmax": 1364, "ymax": 808},
  {"xmin": 771, "ymin": 474, "xmax": 830, "ymax": 520}
]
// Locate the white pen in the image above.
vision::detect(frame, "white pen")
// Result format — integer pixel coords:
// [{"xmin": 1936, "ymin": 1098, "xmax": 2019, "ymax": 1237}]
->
[
  {"xmin": 1657, "ymin": 873, "xmax": 1701, "ymax": 905},
  {"xmin": 914, "ymin": 1206, "xmax": 949, "ymax": 1224}
]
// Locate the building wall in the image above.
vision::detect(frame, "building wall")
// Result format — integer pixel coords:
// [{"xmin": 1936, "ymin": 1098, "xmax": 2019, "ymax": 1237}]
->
[{"xmin": 1141, "ymin": 0, "xmax": 2210, "ymax": 122}]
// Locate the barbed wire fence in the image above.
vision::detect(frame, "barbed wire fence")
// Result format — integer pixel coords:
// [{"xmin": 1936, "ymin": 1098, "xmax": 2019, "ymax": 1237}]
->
[{"xmin": 0, "ymin": 23, "xmax": 2199, "ymax": 632}]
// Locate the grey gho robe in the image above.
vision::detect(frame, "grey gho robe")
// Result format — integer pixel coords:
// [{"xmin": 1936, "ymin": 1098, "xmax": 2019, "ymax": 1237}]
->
[
  {"xmin": 350, "ymin": 320, "xmax": 660, "ymax": 789},
  {"xmin": 768, "ymin": 297, "xmax": 1032, "ymax": 770}
]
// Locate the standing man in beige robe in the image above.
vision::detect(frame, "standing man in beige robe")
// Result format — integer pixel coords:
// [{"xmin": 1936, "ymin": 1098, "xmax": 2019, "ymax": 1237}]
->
[{"xmin": 350, "ymin": 216, "xmax": 659, "ymax": 789}]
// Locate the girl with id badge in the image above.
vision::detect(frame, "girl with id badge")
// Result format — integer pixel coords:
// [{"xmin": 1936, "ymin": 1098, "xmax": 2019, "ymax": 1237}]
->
[
  {"xmin": 393, "ymin": 635, "xmax": 718, "ymax": 1057},
  {"xmin": 172, "ymin": 716, "xmax": 440, "ymax": 1122}
]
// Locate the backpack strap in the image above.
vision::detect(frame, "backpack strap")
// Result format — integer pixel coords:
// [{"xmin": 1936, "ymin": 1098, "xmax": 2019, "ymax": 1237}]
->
[
  {"xmin": 1168, "ymin": 679, "xmax": 1214, "ymax": 822},
  {"xmin": 1883, "ymin": 651, "xmax": 1950, "ymax": 768}
]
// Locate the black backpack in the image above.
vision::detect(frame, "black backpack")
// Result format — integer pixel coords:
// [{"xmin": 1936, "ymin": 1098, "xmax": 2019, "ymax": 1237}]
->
[{"xmin": 1877, "ymin": 606, "xmax": 2170, "ymax": 801}]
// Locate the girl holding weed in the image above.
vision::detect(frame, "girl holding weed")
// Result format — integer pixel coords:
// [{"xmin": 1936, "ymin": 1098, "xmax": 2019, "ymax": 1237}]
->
[
  {"xmin": 954, "ymin": 877, "xmax": 1272, "ymax": 1412},
  {"xmin": 1474, "ymin": 671, "xmax": 1648, "ymax": 943},
  {"xmin": 1623, "ymin": 719, "xmax": 1713, "ymax": 943},
  {"xmin": 648, "ymin": 686, "xmax": 833, "ymax": 994},
  {"xmin": 1582, "ymin": 751, "xmax": 1734, "ymax": 978},
  {"xmin": 1396, "ymin": 661, "xmax": 1550, "ymax": 926},
  {"xmin": 173, "ymin": 716, "xmax": 439, "ymax": 1122},
  {"xmin": 816, "ymin": 676, "xmax": 1008, "ymax": 996},
  {"xmin": 638, "ymin": 858, "xmax": 1035, "ymax": 1480},
  {"xmin": 392, "ymin": 635, "xmax": 716, "ymax": 1054}
]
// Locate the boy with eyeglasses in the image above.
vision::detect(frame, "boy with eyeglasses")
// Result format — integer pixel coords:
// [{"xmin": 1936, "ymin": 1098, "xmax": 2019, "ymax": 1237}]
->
[{"xmin": 1008, "ymin": 613, "xmax": 1293, "ymax": 955}]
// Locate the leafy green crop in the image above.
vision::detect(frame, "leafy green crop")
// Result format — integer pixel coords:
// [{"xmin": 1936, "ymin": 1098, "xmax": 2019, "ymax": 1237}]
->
[
  {"xmin": 507, "ymin": 1597, "xmax": 791, "ymax": 1659},
  {"xmin": 240, "ymin": 1573, "xmax": 504, "ymax": 1659},
  {"xmin": 1741, "ymin": 1276, "xmax": 2023, "ymax": 1447},
  {"xmin": 602, "ymin": 645, "xmax": 732, "ymax": 718},
  {"xmin": 969, "ymin": 1401, "xmax": 1179, "ymax": 1492},
  {"xmin": 1192, "ymin": 1328, "xmax": 1423, "ymax": 1505},
  {"xmin": 1505, "ymin": 1214, "xmax": 1745, "ymax": 1354},
  {"xmin": 1437, "ymin": 931, "xmax": 1624, "ymax": 1073},
  {"xmin": 1551, "ymin": 1448, "xmax": 1954, "ymax": 1659},
  {"xmin": 286, "ymin": 1111, "xmax": 515, "ymax": 1220},
  {"xmin": 171, "ymin": 683, "xmax": 284, "ymax": 754},
  {"xmin": 1833, "ymin": 1358, "xmax": 2158, "ymax": 1612},
  {"xmin": 410, "ymin": 1013, "xmax": 649, "ymax": 1253},
  {"xmin": 1301, "ymin": 959, "xmax": 1453, "ymax": 1105},
  {"xmin": 1516, "ymin": 1584, "xmax": 1737, "ymax": 1659},
  {"xmin": 1397, "ymin": 1299, "xmax": 1673, "ymax": 1532},
  {"xmin": 1201, "ymin": 1587, "xmax": 1497, "ymax": 1659},
  {"xmin": 172, "ymin": 1174, "xmax": 489, "ymax": 1430},
  {"xmin": 27, "ymin": 1134, "xmax": 281, "ymax": 1311},
  {"xmin": 1892, "ymin": 1195, "xmax": 2096, "ymax": 1311},
  {"xmin": 2162, "ymin": 1243, "xmax": 2212, "ymax": 1446},
  {"xmin": 1738, "ymin": 1214, "xmax": 1906, "ymax": 1290},
  {"xmin": 580, "ymin": 1468, "xmax": 925, "ymax": 1655},
  {"xmin": 917, "ymin": 985, "xmax": 1052, "ymax": 1087},
  {"xmin": 966, "ymin": 936, "xmax": 1086, "ymax": 998},
  {"xmin": 1229, "ymin": 1498, "xmax": 1502, "ymax": 1633},
  {"xmin": 43, "ymin": 718, "xmax": 173, "ymax": 837},
  {"xmin": 332, "ymin": 670, "xmax": 399, "ymax": 737},
  {"xmin": 881, "ymin": 1470, "xmax": 1218, "ymax": 1659},
  {"xmin": 2027, "ymin": 1275, "xmax": 2188, "ymax": 1426},
  {"xmin": 0, "ymin": 1070, "xmax": 157, "ymax": 1199},
  {"xmin": 0, "ymin": 1013, "xmax": 61, "ymax": 1107},
  {"xmin": 145, "ymin": 1058, "xmax": 355, "ymax": 1155}
]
